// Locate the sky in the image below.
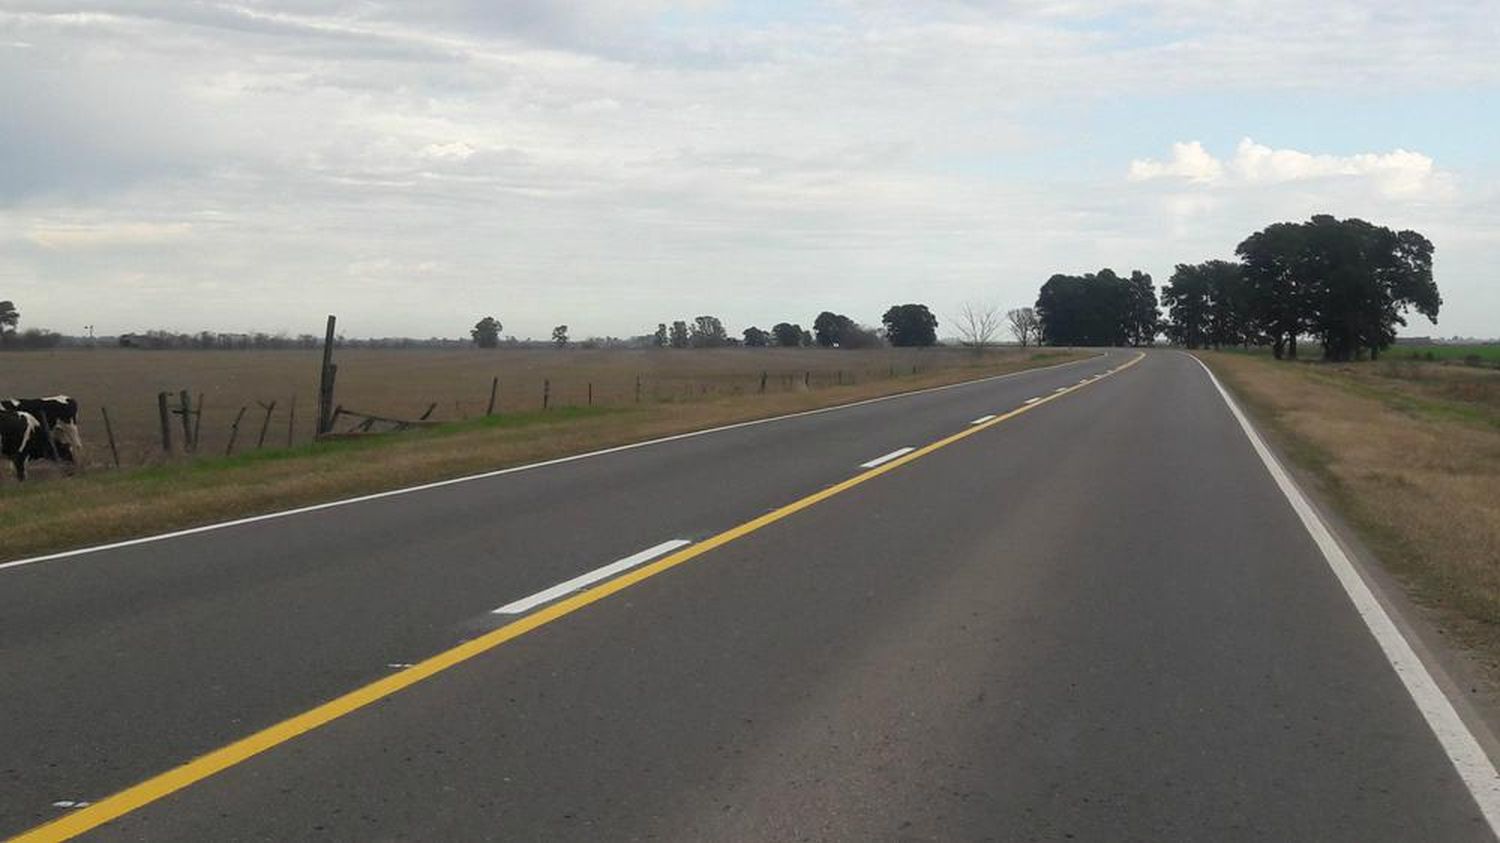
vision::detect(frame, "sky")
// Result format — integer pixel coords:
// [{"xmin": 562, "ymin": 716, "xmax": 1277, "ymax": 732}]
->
[{"xmin": 2, "ymin": 0, "xmax": 1497, "ymax": 341}]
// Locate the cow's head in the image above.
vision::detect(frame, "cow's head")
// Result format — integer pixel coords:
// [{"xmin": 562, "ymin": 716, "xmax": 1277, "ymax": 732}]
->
[{"xmin": 50, "ymin": 421, "xmax": 81, "ymax": 463}]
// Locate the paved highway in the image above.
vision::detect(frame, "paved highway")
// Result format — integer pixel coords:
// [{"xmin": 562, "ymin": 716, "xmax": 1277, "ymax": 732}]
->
[{"xmin": 3, "ymin": 350, "xmax": 1497, "ymax": 840}]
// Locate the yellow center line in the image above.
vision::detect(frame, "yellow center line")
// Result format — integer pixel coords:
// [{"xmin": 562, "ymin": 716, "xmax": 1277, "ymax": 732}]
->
[{"xmin": 12, "ymin": 352, "xmax": 1144, "ymax": 843}]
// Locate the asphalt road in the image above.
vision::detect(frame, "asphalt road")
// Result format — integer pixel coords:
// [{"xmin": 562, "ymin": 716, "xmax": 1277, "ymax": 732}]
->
[{"xmin": 2, "ymin": 350, "xmax": 1494, "ymax": 840}]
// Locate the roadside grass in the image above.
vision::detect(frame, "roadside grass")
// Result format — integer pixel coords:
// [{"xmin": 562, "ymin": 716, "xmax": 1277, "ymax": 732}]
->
[
  {"xmin": 1391, "ymin": 344, "xmax": 1500, "ymax": 365},
  {"xmin": 1199, "ymin": 351, "xmax": 1500, "ymax": 660},
  {"xmin": 0, "ymin": 350, "xmax": 1087, "ymax": 561}
]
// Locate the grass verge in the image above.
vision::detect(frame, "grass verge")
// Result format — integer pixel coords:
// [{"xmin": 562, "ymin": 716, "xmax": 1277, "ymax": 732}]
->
[
  {"xmin": 0, "ymin": 351, "xmax": 1087, "ymax": 562},
  {"xmin": 1199, "ymin": 351, "xmax": 1500, "ymax": 664}
]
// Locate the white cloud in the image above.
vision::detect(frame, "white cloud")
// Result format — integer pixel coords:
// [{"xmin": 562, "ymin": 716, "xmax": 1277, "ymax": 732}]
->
[
  {"xmin": 0, "ymin": 2, "xmax": 1496, "ymax": 338},
  {"xmin": 26, "ymin": 221, "xmax": 193, "ymax": 250},
  {"xmin": 1128, "ymin": 138, "xmax": 1454, "ymax": 200},
  {"xmin": 1128, "ymin": 141, "xmax": 1223, "ymax": 184}
]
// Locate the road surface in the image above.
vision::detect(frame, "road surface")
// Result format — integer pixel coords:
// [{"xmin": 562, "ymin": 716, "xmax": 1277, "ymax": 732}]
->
[{"xmin": 3, "ymin": 350, "xmax": 1495, "ymax": 840}]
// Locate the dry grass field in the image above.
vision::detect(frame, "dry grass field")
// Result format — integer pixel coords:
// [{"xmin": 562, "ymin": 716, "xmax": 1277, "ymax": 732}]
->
[
  {"xmin": 0, "ymin": 346, "xmax": 1085, "ymax": 560},
  {"xmin": 1200, "ymin": 351, "xmax": 1500, "ymax": 658},
  {"xmin": 3, "ymin": 346, "xmax": 1015, "ymax": 469}
]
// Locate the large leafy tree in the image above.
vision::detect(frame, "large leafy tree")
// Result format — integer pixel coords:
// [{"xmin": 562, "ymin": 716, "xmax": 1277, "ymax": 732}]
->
[
  {"xmin": 1162, "ymin": 264, "xmax": 1212, "ymax": 348},
  {"xmin": 771, "ymin": 322, "xmax": 804, "ymax": 347},
  {"xmin": 470, "ymin": 316, "xmax": 502, "ymax": 348},
  {"xmin": 690, "ymin": 315, "xmax": 729, "ymax": 348},
  {"xmin": 812, "ymin": 311, "xmax": 855, "ymax": 347},
  {"xmin": 669, "ymin": 320, "xmax": 690, "ymax": 348},
  {"xmin": 1236, "ymin": 221, "xmax": 1312, "ymax": 359},
  {"xmin": 1236, "ymin": 215, "xmax": 1439, "ymax": 360},
  {"xmin": 881, "ymin": 303, "xmax": 938, "ymax": 347},
  {"xmin": 0, "ymin": 300, "xmax": 17, "ymax": 346},
  {"xmin": 1035, "ymin": 269, "xmax": 1155, "ymax": 346},
  {"xmin": 742, "ymin": 326, "xmax": 769, "ymax": 347}
]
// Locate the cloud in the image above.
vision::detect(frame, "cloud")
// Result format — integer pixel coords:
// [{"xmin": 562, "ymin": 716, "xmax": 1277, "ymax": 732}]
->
[
  {"xmin": 26, "ymin": 221, "xmax": 193, "ymax": 250},
  {"xmin": 1128, "ymin": 141, "xmax": 1224, "ymax": 184},
  {"xmin": 1128, "ymin": 139, "xmax": 1454, "ymax": 199},
  {"xmin": 0, "ymin": 2, "xmax": 1496, "ymax": 338}
]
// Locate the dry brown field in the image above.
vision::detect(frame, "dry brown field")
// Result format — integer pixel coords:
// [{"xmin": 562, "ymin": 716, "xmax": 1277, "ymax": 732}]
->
[
  {"xmin": 0, "ymin": 346, "xmax": 1084, "ymax": 559},
  {"xmin": 3, "ymin": 346, "xmax": 1013, "ymax": 468},
  {"xmin": 1200, "ymin": 351, "xmax": 1500, "ymax": 659}
]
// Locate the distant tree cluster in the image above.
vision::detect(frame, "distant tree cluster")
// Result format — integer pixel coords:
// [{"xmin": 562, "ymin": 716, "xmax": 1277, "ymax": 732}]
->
[
  {"xmin": 1165, "ymin": 215, "xmax": 1441, "ymax": 360},
  {"xmin": 0, "ymin": 299, "xmax": 63, "ymax": 350},
  {"xmin": 1035, "ymin": 269, "xmax": 1158, "ymax": 347}
]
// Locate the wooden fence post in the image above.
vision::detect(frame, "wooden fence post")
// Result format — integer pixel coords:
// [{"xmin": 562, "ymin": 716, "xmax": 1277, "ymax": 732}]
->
[
  {"xmin": 487, "ymin": 377, "xmax": 499, "ymax": 416},
  {"xmin": 543, "ymin": 379, "xmax": 550, "ymax": 410},
  {"xmin": 286, "ymin": 395, "xmax": 297, "ymax": 447},
  {"xmin": 760, "ymin": 371, "xmax": 767, "ymax": 393},
  {"xmin": 316, "ymin": 314, "xmax": 337, "ymax": 435},
  {"xmin": 804, "ymin": 371, "xmax": 810, "ymax": 388},
  {"xmin": 157, "ymin": 392, "xmax": 172, "ymax": 453},
  {"xmin": 588, "ymin": 382, "xmax": 593, "ymax": 406},
  {"xmin": 225, "ymin": 406, "xmax": 248, "ymax": 456},
  {"xmin": 256, "ymin": 400, "xmax": 277, "ymax": 449},
  {"xmin": 177, "ymin": 390, "xmax": 195, "ymax": 452},
  {"xmin": 193, "ymin": 392, "xmax": 205, "ymax": 450},
  {"xmin": 635, "ymin": 375, "xmax": 641, "ymax": 403},
  {"xmin": 100, "ymin": 406, "xmax": 121, "ymax": 468}
]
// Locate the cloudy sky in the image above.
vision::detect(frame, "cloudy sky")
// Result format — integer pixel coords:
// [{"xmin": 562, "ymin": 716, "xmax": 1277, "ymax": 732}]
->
[{"xmin": 2, "ymin": 1, "xmax": 1496, "ymax": 340}]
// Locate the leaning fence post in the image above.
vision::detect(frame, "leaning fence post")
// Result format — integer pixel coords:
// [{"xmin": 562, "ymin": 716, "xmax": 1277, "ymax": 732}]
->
[
  {"xmin": 100, "ymin": 406, "xmax": 121, "ymax": 468},
  {"xmin": 487, "ymin": 377, "xmax": 499, "ymax": 416},
  {"xmin": 157, "ymin": 392, "xmax": 173, "ymax": 453},
  {"xmin": 225, "ymin": 406, "xmax": 248, "ymax": 456},
  {"xmin": 255, "ymin": 400, "xmax": 277, "ymax": 449}
]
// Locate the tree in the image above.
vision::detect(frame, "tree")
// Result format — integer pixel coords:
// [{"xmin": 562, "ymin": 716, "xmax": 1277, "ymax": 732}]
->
[
  {"xmin": 669, "ymin": 320, "xmax": 690, "ymax": 348},
  {"xmin": 881, "ymin": 303, "xmax": 939, "ymax": 347},
  {"xmin": 1005, "ymin": 307, "xmax": 1040, "ymax": 347},
  {"xmin": 742, "ymin": 326, "xmax": 770, "ymax": 347},
  {"xmin": 470, "ymin": 316, "xmax": 502, "ymax": 348},
  {"xmin": 1034, "ymin": 268, "xmax": 1157, "ymax": 346},
  {"xmin": 1236, "ymin": 221, "xmax": 1310, "ymax": 359},
  {"xmin": 0, "ymin": 300, "xmax": 17, "ymax": 346},
  {"xmin": 1124, "ymin": 270, "xmax": 1159, "ymax": 346},
  {"xmin": 771, "ymin": 322, "xmax": 804, "ymax": 347},
  {"xmin": 1162, "ymin": 264, "xmax": 1212, "ymax": 348},
  {"xmin": 687, "ymin": 315, "xmax": 728, "ymax": 348},
  {"xmin": 551, "ymin": 325, "xmax": 569, "ymax": 349},
  {"xmin": 1235, "ymin": 215, "xmax": 1440, "ymax": 361},
  {"xmin": 813, "ymin": 311, "xmax": 855, "ymax": 348},
  {"xmin": 652, "ymin": 323, "xmax": 668, "ymax": 348},
  {"xmin": 953, "ymin": 302, "xmax": 1002, "ymax": 352}
]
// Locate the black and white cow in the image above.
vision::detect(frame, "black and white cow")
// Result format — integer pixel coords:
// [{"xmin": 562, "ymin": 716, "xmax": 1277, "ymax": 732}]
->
[
  {"xmin": 0, "ymin": 409, "xmax": 45, "ymax": 480},
  {"xmin": 0, "ymin": 395, "xmax": 82, "ymax": 468}
]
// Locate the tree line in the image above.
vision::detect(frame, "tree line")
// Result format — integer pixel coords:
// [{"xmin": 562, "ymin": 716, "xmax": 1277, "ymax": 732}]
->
[
  {"xmin": 1162, "ymin": 214, "xmax": 1439, "ymax": 360},
  {"xmin": 471, "ymin": 305, "xmax": 948, "ymax": 350},
  {"xmin": 1030, "ymin": 214, "xmax": 1442, "ymax": 361}
]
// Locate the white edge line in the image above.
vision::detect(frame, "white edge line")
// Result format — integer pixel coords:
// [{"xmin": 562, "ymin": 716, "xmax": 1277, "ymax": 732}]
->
[
  {"xmin": 859, "ymin": 447, "xmax": 915, "ymax": 469},
  {"xmin": 1187, "ymin": 352, "xmax": 1500, "ymax": 831},
  {"xmin": 970, "ymin": 414, "xmax": 997, "ymax": 425},
  {"xmin": 494, "ymin": 539, "xmax": 691, "ymax": 615},
  {"xmin": 1023, "ymin": 396, "xmax": 1042, "ymax": 405},
  {"xmin": 1, "ymin": 352, "xmax": 1106, "ymax": 573}
]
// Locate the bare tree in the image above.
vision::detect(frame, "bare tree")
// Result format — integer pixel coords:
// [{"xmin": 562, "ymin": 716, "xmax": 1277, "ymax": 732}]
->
[
  {"xmin": 953, "ymin": 301, "xmax": 1002, "ymax": 354},
  {"xmin": 1006, "ymin": 306, "xmax": 1041, "ymax": 347}
]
